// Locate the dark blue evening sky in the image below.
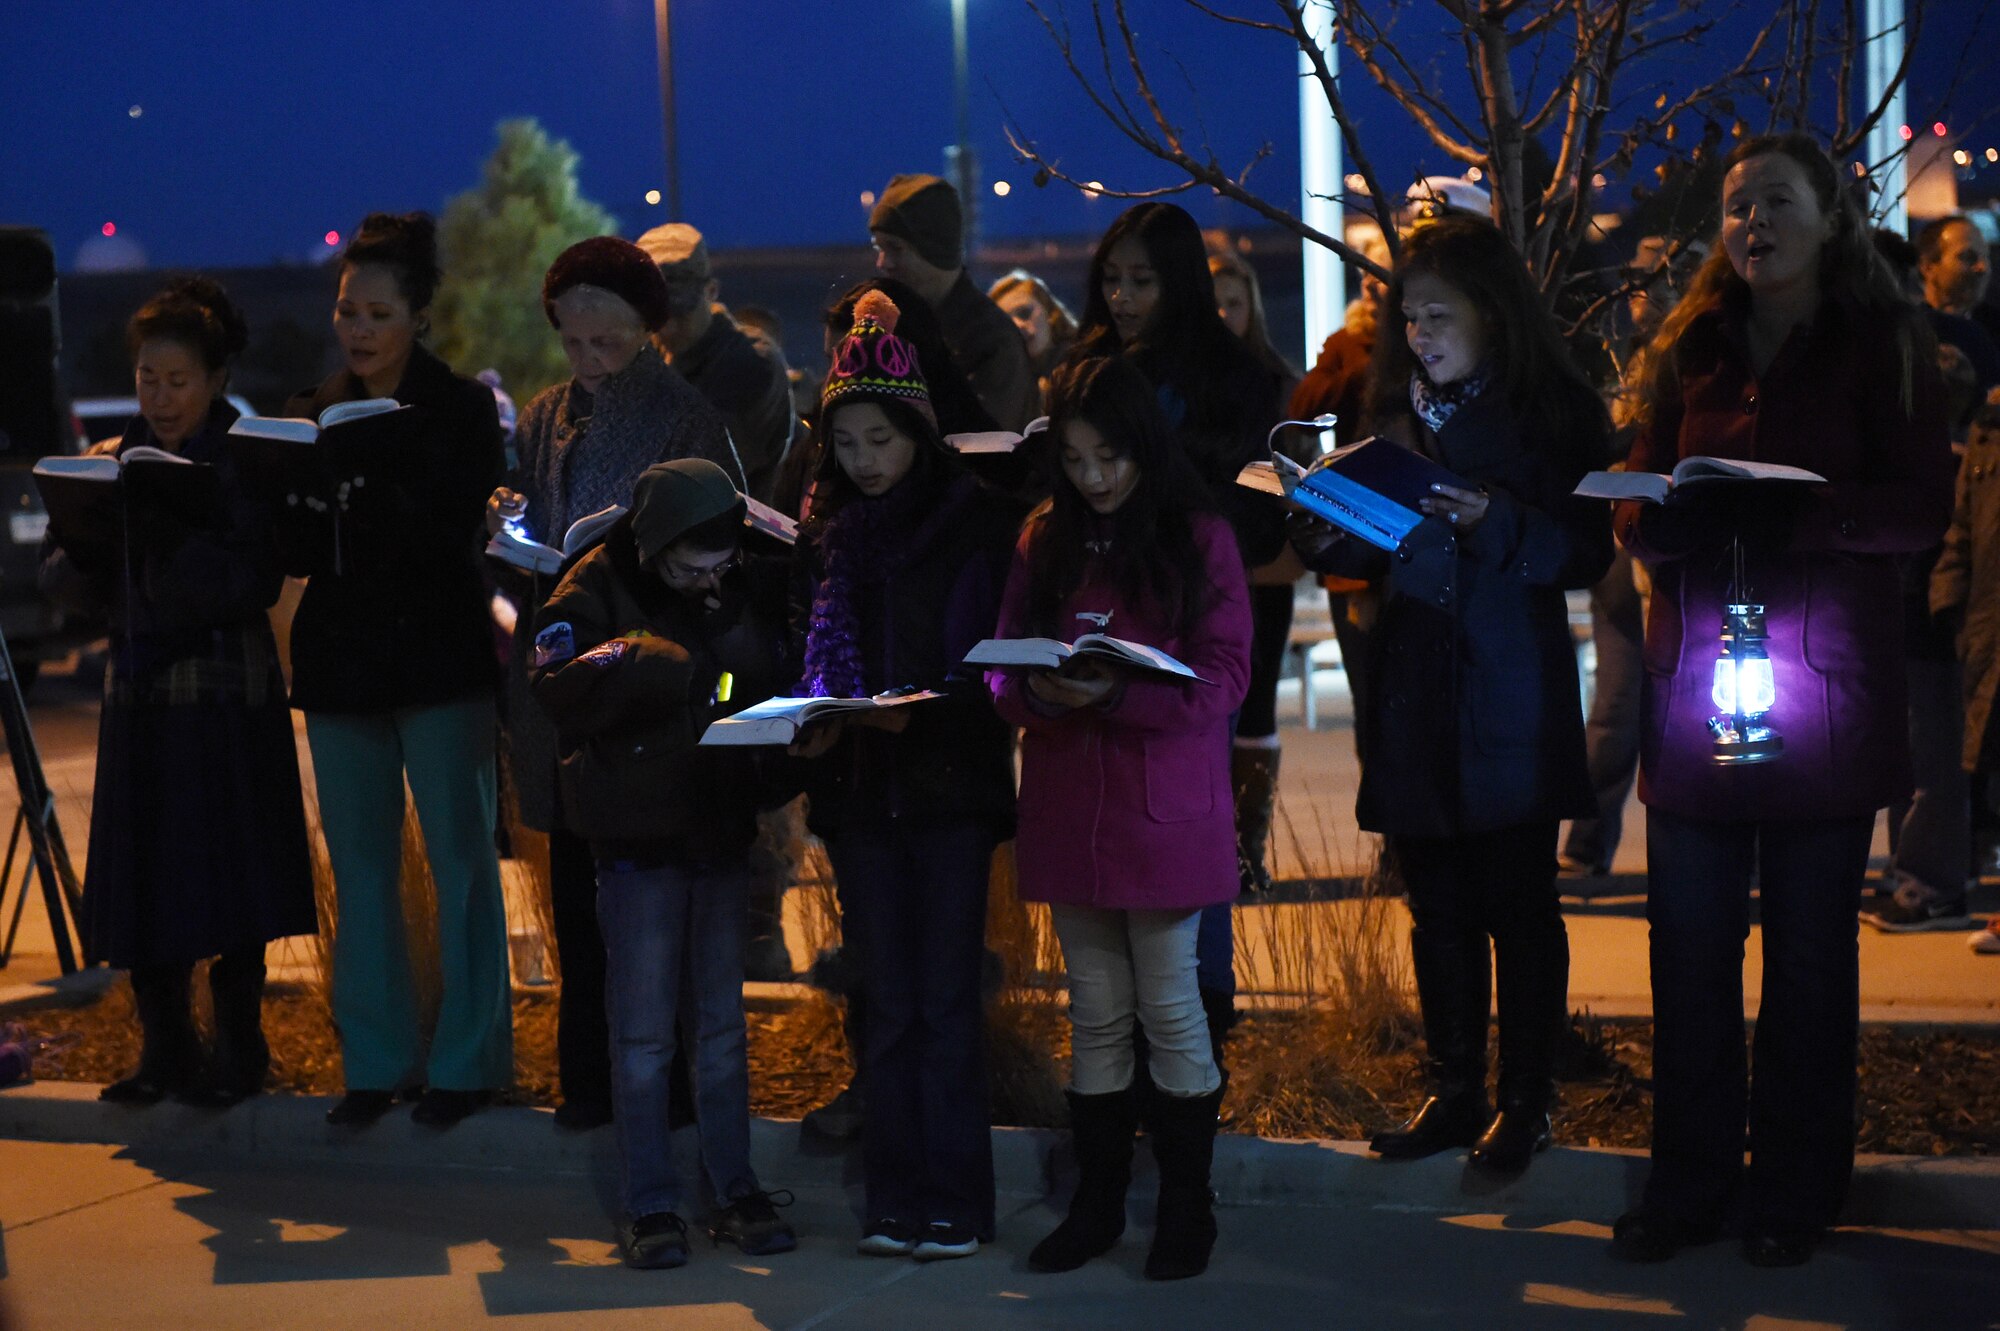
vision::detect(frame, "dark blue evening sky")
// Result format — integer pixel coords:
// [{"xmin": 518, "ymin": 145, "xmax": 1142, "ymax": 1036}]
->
[{"xmin": 5, "ymin": 2, "xmax": 1991, "ymax": 271}]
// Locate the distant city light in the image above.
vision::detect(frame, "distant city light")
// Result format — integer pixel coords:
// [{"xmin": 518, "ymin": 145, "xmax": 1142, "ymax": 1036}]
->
[
  {"xmin": 1083, "ymin": 180, "xmax": 1104, "ymax": 199},
  {"xmin": 644, "ymin": 189, "xmax": 662, "ymax": 205},
  {"xmin": 992, "ymin": 180, "xmax": 1011, "ymax": 197},
  {"xmin": 1591, "ymin": 173, "xmax": 1607, "ymax": 190},
  {"xmin": 1988, "ymin": 148, "xmax": 1999, "ymax": 164},
  {"xmin": 324, "ymin": 230, "xmax": 340, "ymax": 246},
  {"xmin": 1955, "ymin": 149, "xmax": 1972, "ymax": 167},
  {"xmin": 1465, "ymin": 167, "xmax": 1483, "ymax": 183},
  {"xmin": 1899, "ymin": 124, "xmax": 1914, "ymax": 141},
  {"xmin": 1343, "ymin": 173, "xmax": 1367, "ymax": 191},
  {"xmin": 127, "ymin": 105, "xmax": 142, "ymax": 119},
  {"xmin": 859, "ymin": 190, "xmax": 877, "ymax": 208},
  {"xmin": 100, "ymin": 222, "xmax": 115, "ymax": 237},
  {"xmin": 1934, "ymin": 122, "xmax": 1949, "ymax": 137}
]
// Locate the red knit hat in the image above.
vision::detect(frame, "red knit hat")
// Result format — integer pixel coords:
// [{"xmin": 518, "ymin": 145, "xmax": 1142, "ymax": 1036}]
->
[{"xmin": 542, "ymin": 236, "xmax": 673, "ymax": 332}]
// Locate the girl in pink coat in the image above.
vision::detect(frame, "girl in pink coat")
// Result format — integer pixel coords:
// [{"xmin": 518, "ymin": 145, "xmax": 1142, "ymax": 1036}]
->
[{"xmin": 988, "ymin": 356, "xmax": 1251, "ymax": 1281}]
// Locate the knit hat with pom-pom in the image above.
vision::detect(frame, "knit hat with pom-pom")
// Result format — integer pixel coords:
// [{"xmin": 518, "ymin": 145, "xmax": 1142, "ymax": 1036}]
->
[{"xmin": 818, "ymin": 288, "xmax": 935, "ymax": 427}]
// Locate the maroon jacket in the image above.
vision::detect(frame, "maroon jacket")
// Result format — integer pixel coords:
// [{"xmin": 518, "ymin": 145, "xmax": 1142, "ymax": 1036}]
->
[{"xmin": 1615, "ymin": 298, "xmax": 1953, "ymax": 822}]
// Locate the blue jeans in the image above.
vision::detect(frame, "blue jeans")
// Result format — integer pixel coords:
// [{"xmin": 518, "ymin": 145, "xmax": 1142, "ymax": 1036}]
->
[
  {"xmin": 1642, "ymin": 807, "xmax": 1873, "ymax": 1230},
  {"xmin": 597, "ymin": 857, "xmax": 758, "ymax": 1218},
  {"xmin": 828, "ymin": 820, "xmax": 996, "ymax": 1238}
]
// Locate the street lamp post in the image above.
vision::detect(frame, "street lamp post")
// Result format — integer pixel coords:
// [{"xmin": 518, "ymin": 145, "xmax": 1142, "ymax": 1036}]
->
[
  {"xmin": 946, "ymin": 0, "xmax": 979, "ymax": 256},
  {"xmin": 653, "ymin": 0, "xmax": 681, "ymax": 221},
  {"xmin": 1865, "ymin": 0, "xmax": 1907, "ymax": 233}
]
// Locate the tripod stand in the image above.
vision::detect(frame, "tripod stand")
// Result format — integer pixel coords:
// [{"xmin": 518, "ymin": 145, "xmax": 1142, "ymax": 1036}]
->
[{"xmin": 0, "ymin": 625, "xmax": 85, "ymax": 973}]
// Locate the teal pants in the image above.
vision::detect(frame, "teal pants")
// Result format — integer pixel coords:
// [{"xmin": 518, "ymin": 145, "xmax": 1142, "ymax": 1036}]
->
[{"xmin": 306, "ymin": 696, "xmax": 513, "ymax": 1092}]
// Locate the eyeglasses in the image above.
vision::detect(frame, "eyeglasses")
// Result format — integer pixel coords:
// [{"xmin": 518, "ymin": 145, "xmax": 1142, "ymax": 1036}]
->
[{"xmin": 659, "ymin": 553, "xmax": 739, "ymax": 584}]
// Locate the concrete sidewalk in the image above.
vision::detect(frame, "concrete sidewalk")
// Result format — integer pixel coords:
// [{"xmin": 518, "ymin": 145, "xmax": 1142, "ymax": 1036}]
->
[{"xmin": 2, "ymin": 1134, "xmax": 1996, "ymax": 1330}]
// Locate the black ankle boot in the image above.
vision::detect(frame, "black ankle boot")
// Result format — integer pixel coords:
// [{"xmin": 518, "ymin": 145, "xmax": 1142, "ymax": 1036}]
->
[
  {"xmin": 1370, "ymin": 1087, "xmax": 1490, "ymax": 1158},
  {"xmin": 1031, "ymin": 1087, "xmax": 1137, "ymax": 1273},
  {"xmin": 102, "ymin": 965, "xmax": 200, "ymax": 1105},
  {"xmin": 1374, "ymin": 920, "xmax": 1490, "ymax": 1158},
  {"xmin": 1467, "ymin": 1102, "xmax": 1552, "ymax": 1172},
  {"xmin": 1144, "ymin": 1081, "xmax": 1225, "ymax": 1281}
]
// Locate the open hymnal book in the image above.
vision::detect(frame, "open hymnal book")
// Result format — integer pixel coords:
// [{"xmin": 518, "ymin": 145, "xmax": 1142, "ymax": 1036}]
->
[
  {"xmin": 1237, "ymin": 437, "xmax": 1464, "ymax": 552},
  {"xmin": 1572, "ymin": 457, "xmax": 1826, "ymax": 504},
  {"xmin": 32, "ymin": 446, "xmax": 228, "ymax": 567},
  {"xmin": 743, "ymin": 495, "xmax": 798, "ymax": 544},
  {"xmin": 698, "ymin": 689, "xmax": 942, "ymax": 746},
  {"xmin": 945, "ymin": 416, "xmax": 1050, "ymax": 455},
  {"xmin": 227, "ymin": 397, "xmax": 409, "ymax": 444},
  {"xmin": 965, "ymin": 634, "xmax": 1208, "ymax": 684},
  {"xmin": 485, "ymin": 504, "xmax": 627, "ymax": 576}
]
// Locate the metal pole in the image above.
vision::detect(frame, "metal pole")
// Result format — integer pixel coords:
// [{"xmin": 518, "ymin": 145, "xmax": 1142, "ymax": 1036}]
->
[
  {"xmin": 654, "ymin": 0, "xmax": 681, "ymax": 221},
  {"xmin": 950, "ymin": 0, "xmax": 979, "ymax": 257},
  {"xmin": 1865, "ymin": 0, "xmax": 1908, "ymax": 234},
  {"xmin": 1298, "ymin": 2, "xmax": 1345, "ymax": 370}
]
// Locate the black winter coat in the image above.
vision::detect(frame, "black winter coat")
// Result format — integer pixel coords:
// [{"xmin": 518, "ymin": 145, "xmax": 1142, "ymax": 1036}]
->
[
  {"xmin": 1300, "ymin": 388, "xmax": 1610, "ymax": 836},
  {"xmin": 791, "ymin": 470, "xmax": 1022, "ymax": 841},
  {"xmin": 281, "ymin": 345, "xmax": 504, "ymax": 712},
  {"xmin": 530, "ymin": 517, "xmax": 793, "ymax": 860}
]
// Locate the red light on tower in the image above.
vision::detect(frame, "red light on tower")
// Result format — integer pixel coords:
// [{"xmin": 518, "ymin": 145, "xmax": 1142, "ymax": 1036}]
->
[
  {"xmin": 100, "ymin": 222, "xmax": 116, "ymax": 237},
  {"xmin": 324, "ymin": 230, "xmax": 341, "ymax": 247},
  {"xmin": 1934, "ymin": 122, "xmax": 1949, "ymax": 137}
]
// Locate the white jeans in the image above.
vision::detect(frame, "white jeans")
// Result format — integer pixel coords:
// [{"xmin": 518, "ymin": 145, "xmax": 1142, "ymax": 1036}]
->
[{"xmin": 1050, "ymin": 903, "xmax": 1222, "ymax": 1097}]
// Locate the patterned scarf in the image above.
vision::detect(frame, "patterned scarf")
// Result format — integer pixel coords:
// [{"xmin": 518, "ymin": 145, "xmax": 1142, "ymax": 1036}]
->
[
  {"xmin": 799, "ymin": 479, "xmax": 928, "ymax": 698},
  {"xmin": 1408, "ymin": 364, "xmax": 1494, "ymax": 434}
]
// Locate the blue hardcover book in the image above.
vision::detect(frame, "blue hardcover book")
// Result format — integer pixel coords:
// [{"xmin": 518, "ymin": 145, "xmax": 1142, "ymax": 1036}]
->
[{"xmin": 1294, "ymin": 437, "xmax": 1465, "ymax": 552}]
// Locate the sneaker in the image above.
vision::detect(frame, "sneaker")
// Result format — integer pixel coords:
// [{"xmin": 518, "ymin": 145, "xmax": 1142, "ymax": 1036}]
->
[
  {"xmin": 857, "ymin": 1219, "xmax": 918, "ymax": 1257},
  {"xmin": 620, "ymin": 1212, "xmax": 690, "ymax": 1269},
  {"xmin": 1861, "ymin": 880, "xmax": 1970, "ymax": 933},
  {"xmin": 410, "ymin": 1088, "xmax": 490, "ymax": 1128},
  {"xmin": 911, "ymin": 1221, "xmax": 980, "ymax": 1262},
  {"xmin": 1971, "ymin": 920, "xmax": 2000, "ymax": 955},
  {"xmin": 708, "ymin": 1189, "xmax": 797, "ymax": 1256}
]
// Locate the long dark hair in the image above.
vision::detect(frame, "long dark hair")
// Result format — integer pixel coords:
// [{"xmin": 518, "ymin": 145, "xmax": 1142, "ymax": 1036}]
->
[
  {"xmin": 1024, "ymin": 356, "xmax": 1217, "ymax": 641},
  {"xmin": 1369, "ymin": 214, "xmax": 1609, "ymax": 468},
  {"xmin": 822, "ymin": 278, "xmax": 997, "ymax": 435},
  {"xmin": 1641, "ymin": 132, "xmax": 1929, "ymax": 424},
  {"xmin": 1070, "ymin": 203, "xmax": 1270, "ymax": 453}
]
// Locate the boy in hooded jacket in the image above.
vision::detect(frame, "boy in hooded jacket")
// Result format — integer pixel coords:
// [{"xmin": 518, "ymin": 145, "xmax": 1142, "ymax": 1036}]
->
[{"xmin": 530, "ymin": 458, "xmax": 797, "ymax": 1270}]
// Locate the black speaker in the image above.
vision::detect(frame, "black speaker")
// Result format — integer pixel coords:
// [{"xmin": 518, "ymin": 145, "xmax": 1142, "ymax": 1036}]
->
[{"xmin": 0, "ymin": 227, "xmax": 57, "ymax": 304}]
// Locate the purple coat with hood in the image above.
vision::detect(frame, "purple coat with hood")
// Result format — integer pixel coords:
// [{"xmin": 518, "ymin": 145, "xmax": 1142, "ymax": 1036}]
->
[{"xmin": 990, "ymin": 510, "xmax": 1251, "ymax": 911}]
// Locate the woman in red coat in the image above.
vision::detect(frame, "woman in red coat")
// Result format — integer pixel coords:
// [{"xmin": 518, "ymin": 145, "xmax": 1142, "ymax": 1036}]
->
[
  {"xmin": 1609, "ymin": 134, "xmax": 1953, "ymax": 1268},
  {"xmin": 990, "ymin": 356, "xmax": 1251, "ymax": 1282}
]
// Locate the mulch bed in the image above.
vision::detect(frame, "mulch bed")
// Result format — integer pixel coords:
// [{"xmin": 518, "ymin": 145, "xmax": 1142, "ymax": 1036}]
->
[{"xmin": 12, "ymin": 982, "xmax": 1998, "ymax": 1157}]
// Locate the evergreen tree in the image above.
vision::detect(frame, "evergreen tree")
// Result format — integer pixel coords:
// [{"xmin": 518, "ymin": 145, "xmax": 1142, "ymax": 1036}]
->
[{"xmin": 433, "ymin": 119, "xmax": 615, "ymax": 401}]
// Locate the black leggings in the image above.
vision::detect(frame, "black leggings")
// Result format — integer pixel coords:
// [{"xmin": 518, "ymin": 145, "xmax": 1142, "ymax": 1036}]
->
[{"xmin": 1237, "ymin": 583, "xmax": 1295, "ymax": 741}]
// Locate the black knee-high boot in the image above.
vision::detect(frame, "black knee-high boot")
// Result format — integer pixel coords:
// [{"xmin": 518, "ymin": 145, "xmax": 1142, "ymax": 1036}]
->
[
  {"xmin": 1144, "ymin": 1080, "xmax": 1226, "ymax": 1281},
  {"xmin": 182, "ymin": 947, "xmax": 270, "ymax": 1108},
  {"xmin": 1031, "ymin": 1087, "xmax": 1138, "ymax": 1272},
  {"xmin": 1371, "ymin": 928, "xmax": 1490, "ymax": 1158},
  {"xmin": 102, "ymin": 964, "xmax": 199, "ymax": 1105}
]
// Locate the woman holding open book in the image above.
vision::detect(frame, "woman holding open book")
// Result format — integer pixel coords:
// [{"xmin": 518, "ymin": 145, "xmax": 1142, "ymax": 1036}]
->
[
  {"xmin": 281, "ymin": 212, "xmax": 513, "ymax": 1130},
  {"xmin": 1288, "ymin": 214, "xmax": 1611, "ymax": 1176},
  {"xmin": 1607, "ymin": 135, "xmax": 1953, "ymax": 1268},
  {"xmin": 790, "ymin": 290, "xmax": 1020, "ymax": 1262},
  {"xmin": 989, "ymin": 355, "xmax": 1251, "ymax": 1281},
  {"xmin": 488, "ymin": 235, "xmax": 734, "ymax": 1133},
  {"xmin": 40, "ymin": 278, "xmax": 316, "ymax": 1108}
]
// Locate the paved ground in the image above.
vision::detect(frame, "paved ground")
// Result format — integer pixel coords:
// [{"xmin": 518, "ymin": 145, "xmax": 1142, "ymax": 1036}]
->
[{"xmin": 2, "ymin": 1139, "xmax": 1996, "ymax": 1330}]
